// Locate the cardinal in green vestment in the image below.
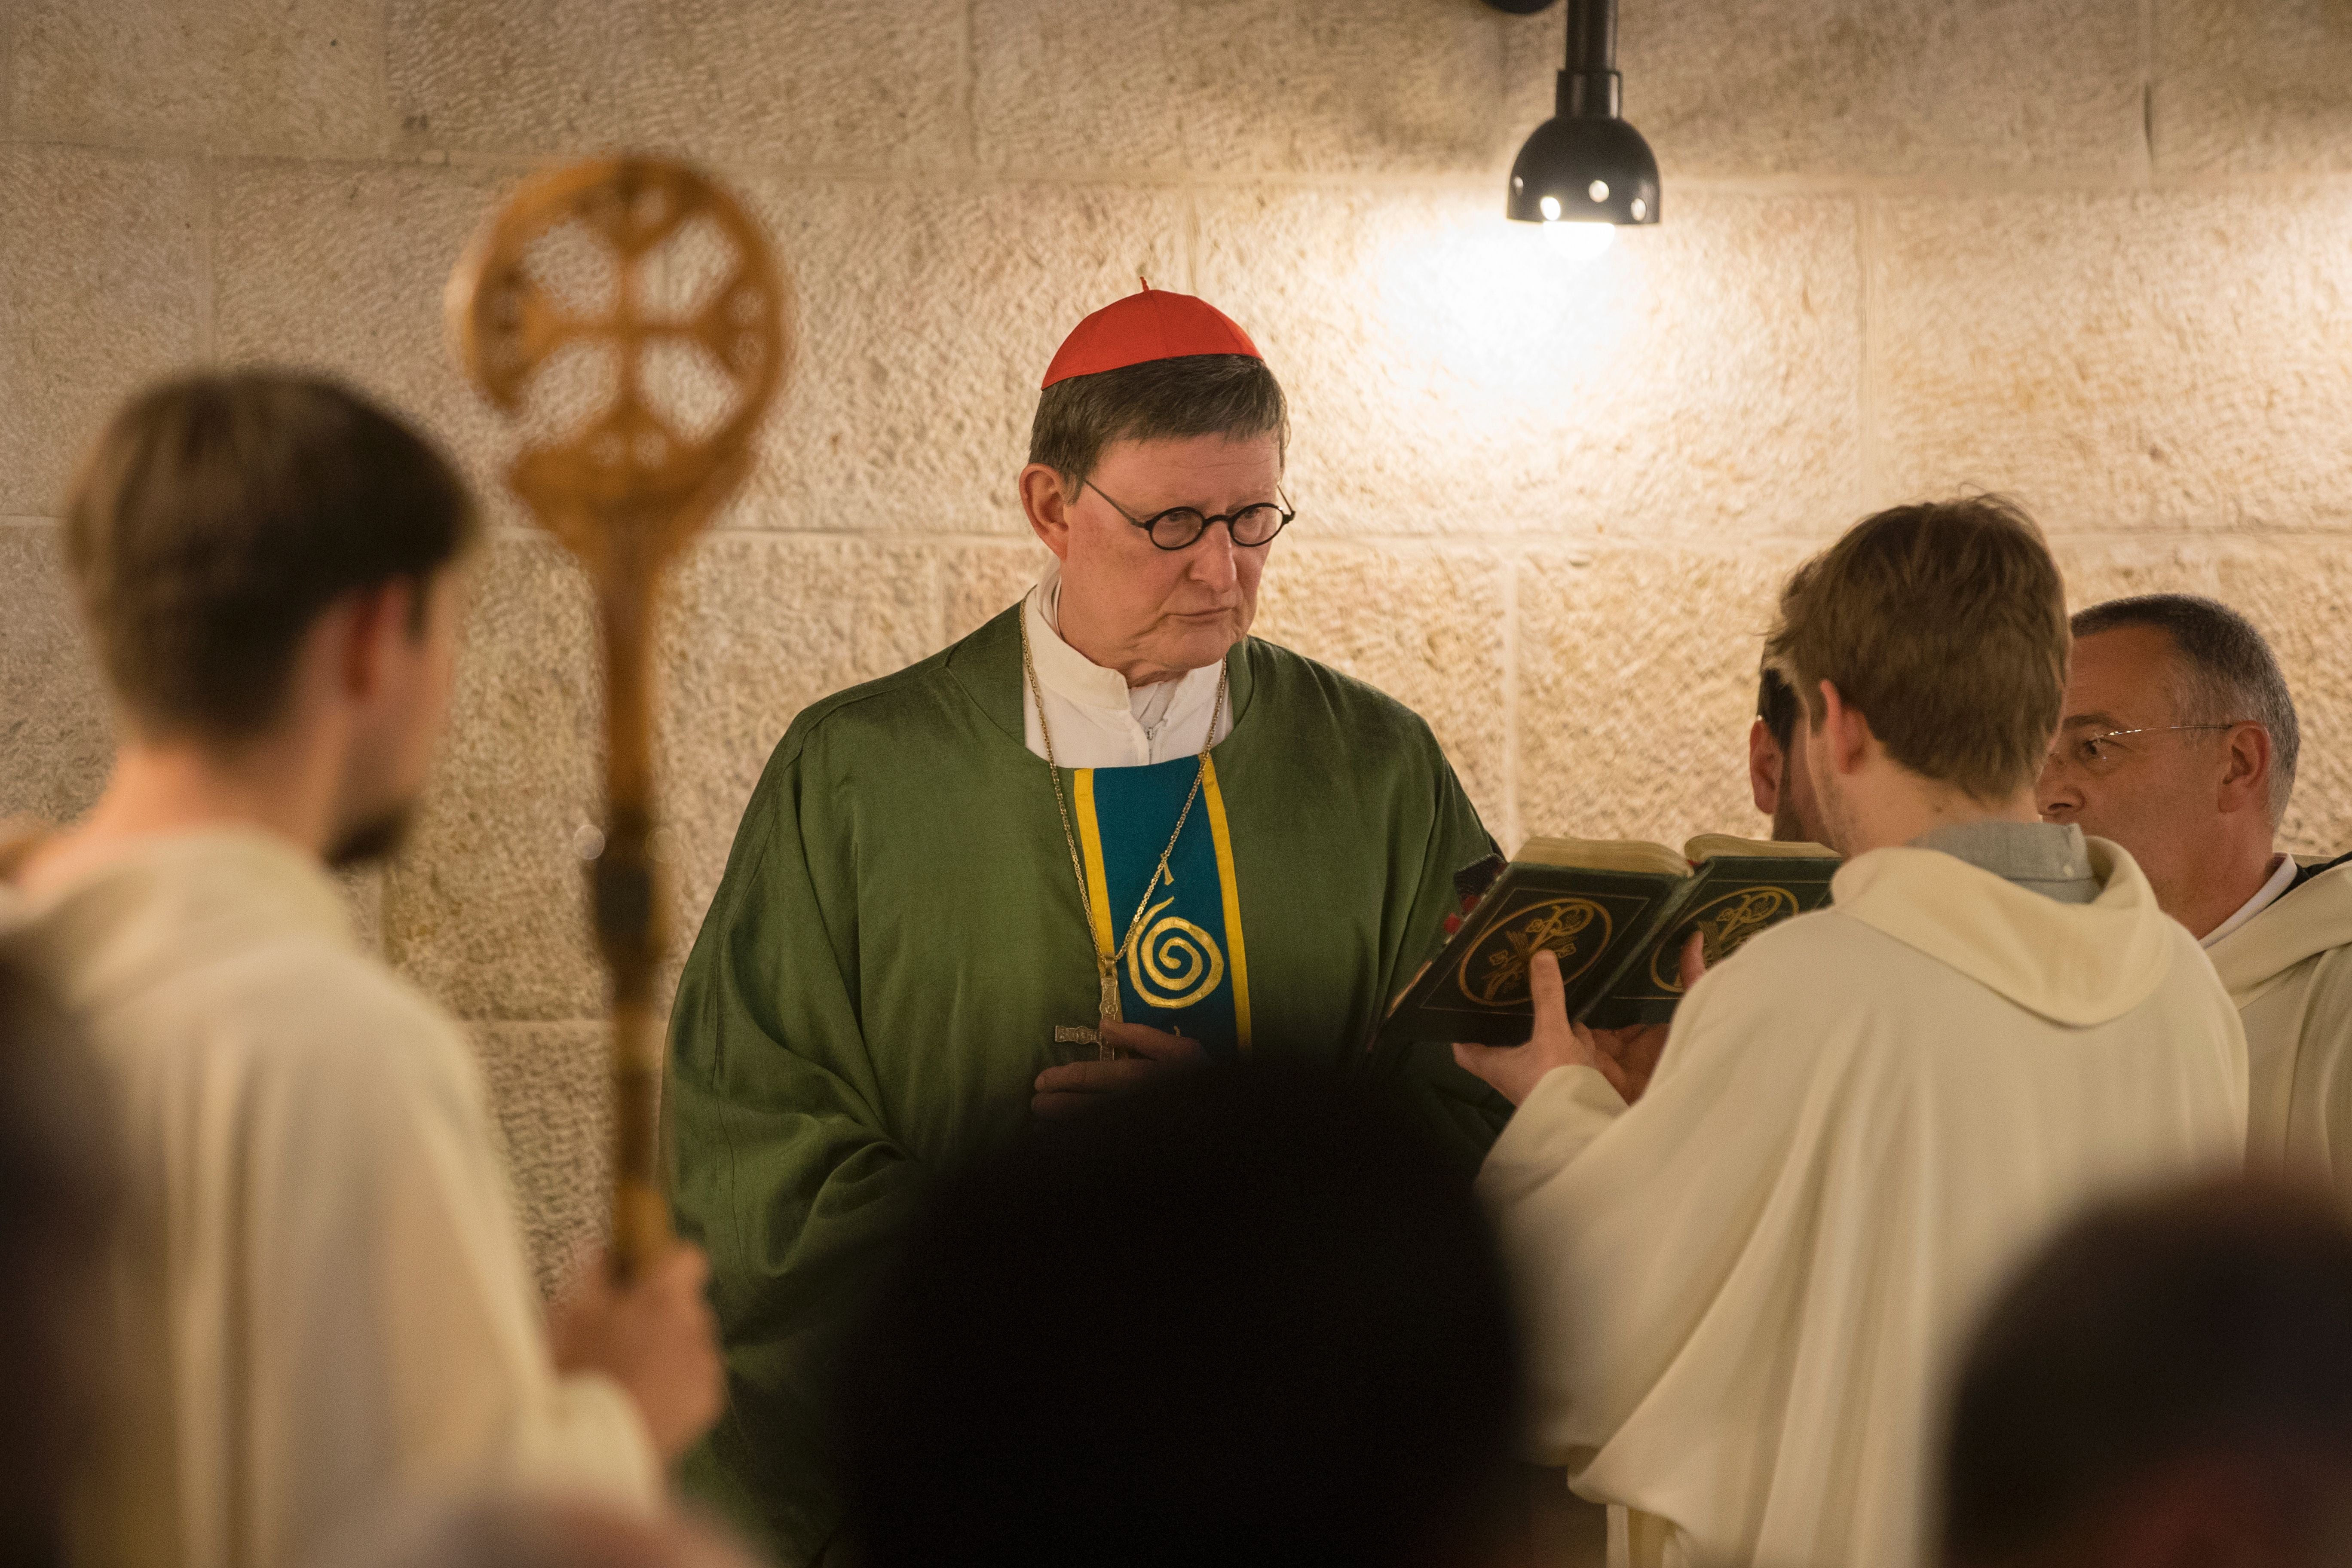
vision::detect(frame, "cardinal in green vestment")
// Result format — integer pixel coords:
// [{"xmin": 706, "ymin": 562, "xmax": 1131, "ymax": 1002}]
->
[{"xmin": 664, "ymin": 285, "xmax": 1510, "ymax": 1563}]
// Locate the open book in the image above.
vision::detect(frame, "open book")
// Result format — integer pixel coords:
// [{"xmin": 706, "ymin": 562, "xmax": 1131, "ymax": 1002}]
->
[{"xmin": 1381, "ymin": 834, "xmax": 1840, "ymax": 1045}]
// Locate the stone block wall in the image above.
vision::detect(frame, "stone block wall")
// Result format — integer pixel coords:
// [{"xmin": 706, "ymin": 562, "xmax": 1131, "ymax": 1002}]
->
[{"xmin": 6, "ymin": 0, "xmax": 2352, "ymax": 1282}]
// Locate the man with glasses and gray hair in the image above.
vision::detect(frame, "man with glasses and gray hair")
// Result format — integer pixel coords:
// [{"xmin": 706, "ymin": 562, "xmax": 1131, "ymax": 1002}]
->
[
  {"xmin": 2040, "ymin": 594, "xmax": 2352, "ymax": 1196},
  {"xmin": 665, "ymin": 285, "xmax": 1507, "ymax": 1563}
]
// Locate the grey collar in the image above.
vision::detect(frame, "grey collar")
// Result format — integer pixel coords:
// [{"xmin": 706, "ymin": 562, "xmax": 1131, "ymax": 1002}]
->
[{"xmin": 1911, "ymin": 820, "xmax": 2101, "ymax": 905}]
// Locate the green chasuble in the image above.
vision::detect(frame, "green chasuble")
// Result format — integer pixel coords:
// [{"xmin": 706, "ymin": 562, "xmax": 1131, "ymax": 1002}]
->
[{"xmin": 664, "ymin": 605, "xmax": 1507, "ymax": 1563}]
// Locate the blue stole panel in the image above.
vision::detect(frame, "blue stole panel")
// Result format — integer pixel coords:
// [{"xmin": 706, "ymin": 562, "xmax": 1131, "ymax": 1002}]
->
[{"xmin": 1073, "ymin": 754, "xmax": 1252, "ymax": 1062}]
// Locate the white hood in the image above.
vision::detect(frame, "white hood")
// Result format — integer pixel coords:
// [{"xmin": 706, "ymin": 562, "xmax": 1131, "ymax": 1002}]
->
[
  {"xmin": 1829, "ymin": 836, "xmax": 2175, "ymax": 1027},
  {"xmin": 2209, "ymin": 861, "xmax": 2352, "ymax": 1003},
  {"xmin": 0, "ymin": 828, "xmax": 354, "ymax": 1013}
]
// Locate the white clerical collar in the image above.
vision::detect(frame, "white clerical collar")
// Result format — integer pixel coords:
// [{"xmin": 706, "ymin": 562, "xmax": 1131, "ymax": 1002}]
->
[
  {"xmin": 2203, "ymin": 852, "xmax": 2297, "ymax": 949},
  {"xmin": 1023, "ymin": 560, "xmax": 1222, "ymax": 716}
]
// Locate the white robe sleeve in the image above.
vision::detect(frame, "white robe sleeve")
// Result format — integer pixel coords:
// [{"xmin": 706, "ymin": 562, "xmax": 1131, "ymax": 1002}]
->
[
  {"xmin": 1476, "ymin": 961, "xmax": 1808, "ymax": 1481},
  {"xmin": 231, "ymin": 976, "xmax": 661, "ymax": 1568}
]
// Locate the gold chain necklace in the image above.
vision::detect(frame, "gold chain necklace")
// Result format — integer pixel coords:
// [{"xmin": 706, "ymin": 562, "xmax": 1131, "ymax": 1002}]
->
[{"xmin": 1021, "ymin": 611, "xmax": 1229, "ymax": 1058}]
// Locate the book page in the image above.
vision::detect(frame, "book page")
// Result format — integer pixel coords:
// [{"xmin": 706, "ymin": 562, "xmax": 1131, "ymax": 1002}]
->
[
  {"xmin": 1683, "ymin": 833, "xmax": 1838, "ymax": 862},
  {"xmin": 1517, "ymin": 836, "xmax": 1690, "ymax": 879}
]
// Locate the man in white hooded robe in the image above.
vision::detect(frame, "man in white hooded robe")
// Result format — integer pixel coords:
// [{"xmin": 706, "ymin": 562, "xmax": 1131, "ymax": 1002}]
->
[{"xmin": 1458, "ymin": 499, "xmax": 2247, "ymax": 1568}]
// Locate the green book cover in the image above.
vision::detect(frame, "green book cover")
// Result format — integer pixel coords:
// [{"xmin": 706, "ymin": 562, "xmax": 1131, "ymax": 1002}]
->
[{"xmin": 1379, "ymin": 835, "xmax": 1840, "ymax": 1047}]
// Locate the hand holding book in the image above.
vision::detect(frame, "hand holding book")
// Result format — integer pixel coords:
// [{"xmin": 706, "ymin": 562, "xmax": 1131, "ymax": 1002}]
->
[
  {"xmin": 1587, "ymin": 928, "xmax": 1704, "ymax": 1099},
  {"xmin": 1453, "ymin": 932, "xmax": 1705, "ymax": 1106}
]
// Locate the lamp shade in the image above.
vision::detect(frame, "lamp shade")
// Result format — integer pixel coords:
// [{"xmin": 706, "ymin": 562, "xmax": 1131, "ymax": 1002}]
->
[{"xmin": 1507, "ymin": 114, "xmax": 1660, "ymax": 227}]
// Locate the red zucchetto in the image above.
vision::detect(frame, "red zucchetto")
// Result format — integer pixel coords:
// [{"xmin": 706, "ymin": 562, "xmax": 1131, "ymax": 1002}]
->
[{"xmin": 1040, "ymin": 283, "xmax": 1262, "ymax": 389}]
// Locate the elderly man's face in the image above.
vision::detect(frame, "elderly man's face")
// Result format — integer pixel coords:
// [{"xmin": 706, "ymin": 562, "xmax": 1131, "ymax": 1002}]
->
[
  {"xmin": 2037, "ymin": 625, "xmax": 2232, "ymax": 886},
  {"xmin": 1047, "ymin": 431, "xmax": 1281, "ymax": 684}
]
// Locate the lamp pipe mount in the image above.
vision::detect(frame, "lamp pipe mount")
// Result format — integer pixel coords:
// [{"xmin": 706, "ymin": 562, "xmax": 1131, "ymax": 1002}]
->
[{"xmin": 1560, "ymin": 0, "xmax": 1620, "ymax": 119}]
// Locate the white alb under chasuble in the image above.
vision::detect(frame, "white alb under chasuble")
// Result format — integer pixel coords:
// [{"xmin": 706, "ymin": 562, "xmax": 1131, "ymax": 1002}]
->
[
  {"xmin": 0, "ymin": 830, "xmax": 660, "ymax": 1568},
  {"xmin": 1020, "ymin": 559, "xmax": 1232, "ymax": 768},
  {"xmin": 1480, "ymin": 840, "xmax": 2245, "ymax": 1568}
]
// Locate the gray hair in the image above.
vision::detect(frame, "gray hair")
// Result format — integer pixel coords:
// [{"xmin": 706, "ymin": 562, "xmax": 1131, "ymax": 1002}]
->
[
  {"xmin": 2070, "ymin": 594, "xmax": 2300, "ymax": 826},
  {"xmin": 1028, "ymin": 354, "xmax": 1288, "ymax": 486}
]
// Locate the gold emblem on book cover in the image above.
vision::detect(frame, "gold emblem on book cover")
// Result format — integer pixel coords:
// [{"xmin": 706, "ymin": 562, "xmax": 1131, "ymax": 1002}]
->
[
  {"xmin": 1649, "ymin": 886, "xmax": 1801, "ymax": 992},
  {"xmin": 1460, "ymin": 898, "xmax": 1612, "ymax": 1007}
]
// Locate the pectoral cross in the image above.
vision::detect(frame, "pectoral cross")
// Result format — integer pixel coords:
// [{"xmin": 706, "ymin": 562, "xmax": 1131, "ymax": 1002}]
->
[
  {"xmin": 1054, "ymin": 958, "xmax": 1126, "ymax": 1060},
  {"xmin": 1052, "ymin": 862, "xmax": 1174, "ymax": 1061}
]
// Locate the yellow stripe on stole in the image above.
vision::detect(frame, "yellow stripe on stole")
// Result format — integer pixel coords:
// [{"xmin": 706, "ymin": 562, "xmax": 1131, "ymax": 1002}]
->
[
  {"xmin": 1071, "ymin": 769, "xmax": 1118, "ymax": 961},
  {"xmin": 1200, "ymin": 757, "xmax": 1253, "ymax": 1056}
]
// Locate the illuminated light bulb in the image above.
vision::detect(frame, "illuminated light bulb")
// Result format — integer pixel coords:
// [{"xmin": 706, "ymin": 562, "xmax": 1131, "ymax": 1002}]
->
[
  {"xmin": 1589, "ymin": 179, "xmax": 1609, "ymax": 202},
  {"xmin": 1539, "ymin": 194, "xmax": 1562, "ymax": 221},
  {"xmin": 1630, "ymin": 196, "xmax": 1647, "ymax": 220},
  {"xmin": 1543, "ymin": 220, "xmax": 1617, "ymax": 261}
]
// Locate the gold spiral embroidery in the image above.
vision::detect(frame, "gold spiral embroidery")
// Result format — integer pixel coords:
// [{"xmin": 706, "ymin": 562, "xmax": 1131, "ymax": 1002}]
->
[{"xmin": 1128, "ymin": 897, "xmax": 1227, "ymax": 1010}]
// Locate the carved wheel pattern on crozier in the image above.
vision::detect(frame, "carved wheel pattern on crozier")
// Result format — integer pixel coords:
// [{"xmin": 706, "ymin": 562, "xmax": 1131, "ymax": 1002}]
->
[{"xmin": 446, "ymin": 156, "xmax": 789, "ymax": 571}]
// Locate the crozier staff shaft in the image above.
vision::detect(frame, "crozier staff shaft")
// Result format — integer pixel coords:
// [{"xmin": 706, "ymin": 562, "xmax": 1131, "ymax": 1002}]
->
[
  {"xmin": 447, "ymin": 157, "xmax": 788, "ymax": 1280},
  {"xmin": 594, "ymin": 551, "xmax": 668, "ymax": 1274}
]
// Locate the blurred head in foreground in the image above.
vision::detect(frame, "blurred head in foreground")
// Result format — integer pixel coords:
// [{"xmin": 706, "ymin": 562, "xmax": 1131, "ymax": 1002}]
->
[
  {"xmin": 837, "ymin": 1066, "xmax": 1525, "ymax": 1568},
  {"xmin": 340, "ymin": 1494, "xmax": 761, "ymax": 1568},
  {"xmin": 1943, "ymin": 1178, "xmax": 2352, "ymax": 1568},
  {"xmin": 0, "ymin": 956, "xmax": 114, "ymax": 1568}
]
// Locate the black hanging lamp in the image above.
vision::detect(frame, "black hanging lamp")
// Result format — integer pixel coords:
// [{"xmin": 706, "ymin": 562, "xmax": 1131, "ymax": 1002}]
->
[{"xmin": 1486, "ymin": 0, "xmax": 1660, "ymax": 257}]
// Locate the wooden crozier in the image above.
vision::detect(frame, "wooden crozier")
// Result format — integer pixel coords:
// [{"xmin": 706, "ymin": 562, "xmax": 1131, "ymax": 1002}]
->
[{"xmin": 447, "ymin": 158, "xmax": 787, "ymax": 1279}]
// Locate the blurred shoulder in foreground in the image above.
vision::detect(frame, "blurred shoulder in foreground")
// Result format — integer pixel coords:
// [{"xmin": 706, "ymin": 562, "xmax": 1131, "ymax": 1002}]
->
[
  {"xmin": 337, "ymin": 1494, "xmax": 764, "ymax": 1568},
  {"xmin": 0, "ymin": 951, "xmax": 114, "ymax": 1568}
]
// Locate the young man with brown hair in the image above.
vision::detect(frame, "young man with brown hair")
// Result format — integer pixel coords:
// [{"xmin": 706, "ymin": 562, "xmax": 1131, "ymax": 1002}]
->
[
  {"xmin": 1456, "ymin": 497, "xmax": 2248, "ymax": 1568},
  {"xmin": 2038, "ymin": 594, "xmax": 2352, "ymax": 1199},
  {"xmin": 0, "ymin": 372, "xmax": 722, "ymax": 1568}
]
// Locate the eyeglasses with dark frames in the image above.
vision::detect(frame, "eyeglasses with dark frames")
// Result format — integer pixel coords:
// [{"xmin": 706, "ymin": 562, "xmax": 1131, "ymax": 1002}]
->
[{"xmin": 1081, "ymin": 479, "xmax": 1295, "ymax": 552}]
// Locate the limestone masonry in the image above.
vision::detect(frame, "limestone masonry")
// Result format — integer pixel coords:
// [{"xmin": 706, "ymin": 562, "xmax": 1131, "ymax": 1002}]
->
[{"xmin": 5, "ymin": 0, "xmax": 2350, "ymax": 1284}]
